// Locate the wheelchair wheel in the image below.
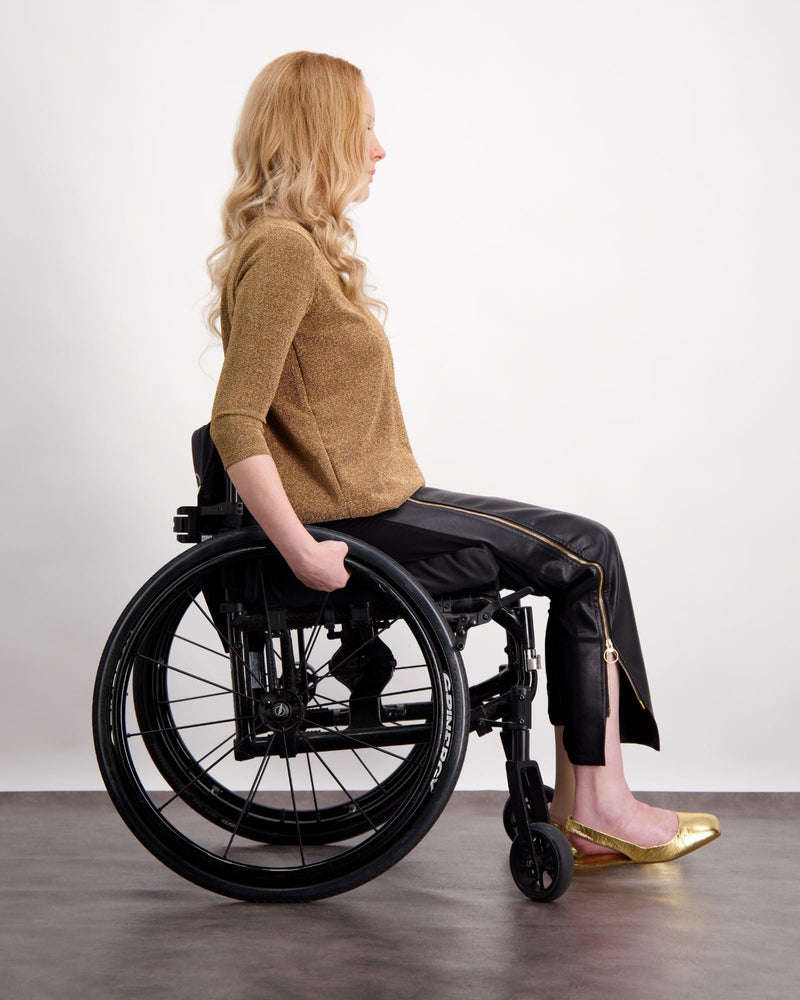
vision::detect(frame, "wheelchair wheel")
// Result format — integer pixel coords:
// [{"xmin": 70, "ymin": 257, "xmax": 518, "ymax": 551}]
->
[
  {"xmin": 93, "ymin": 526, "xmax": 469, "ymax": 902},
  {"xmin": 509, "ymin": 824, "xmax": 574, "ymax": 902}
]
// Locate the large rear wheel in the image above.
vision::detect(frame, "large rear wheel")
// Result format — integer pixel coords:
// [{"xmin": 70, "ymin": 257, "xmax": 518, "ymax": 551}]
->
[{"xmin": 93, "ymin": 527, "xmax": 469, "ymax": 902}]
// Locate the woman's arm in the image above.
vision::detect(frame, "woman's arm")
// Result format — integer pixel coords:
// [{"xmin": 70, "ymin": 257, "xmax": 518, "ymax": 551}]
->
[
  {"xmin": 227, "ymin": 453, "xmax": 350, "ymax": 592},
  {"xmin": 211, "ymin": 230, "xmax": 347, "ymax": 591}
]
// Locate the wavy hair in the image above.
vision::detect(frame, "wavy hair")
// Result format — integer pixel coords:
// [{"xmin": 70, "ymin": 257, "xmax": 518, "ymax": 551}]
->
[{"xmin": 205, "ymin": 51, "xmax": 387, "ymax": 337}]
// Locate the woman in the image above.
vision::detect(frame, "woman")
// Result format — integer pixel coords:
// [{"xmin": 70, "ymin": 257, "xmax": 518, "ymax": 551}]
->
[{"xmin": 207, "ymin": 50, "xmax": 719, "ymax": 871}]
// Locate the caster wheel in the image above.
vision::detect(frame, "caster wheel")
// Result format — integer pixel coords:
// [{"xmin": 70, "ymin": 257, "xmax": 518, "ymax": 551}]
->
[
  {"xmin": 502, "ymin": 796, "xmax": 518, "ymax": 840},
  {"xmin": 502, "ymin": 786, "xmax": 555, "ymax": 841},
  {"xmin": 509, "ymin": 823, "xmax": 574, "ymax": 902}
]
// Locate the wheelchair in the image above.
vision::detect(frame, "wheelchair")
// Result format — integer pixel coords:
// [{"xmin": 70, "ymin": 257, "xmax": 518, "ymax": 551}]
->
[{"xmin": 92, "ymin": 432, "xmax": 575, "ymax": 904}]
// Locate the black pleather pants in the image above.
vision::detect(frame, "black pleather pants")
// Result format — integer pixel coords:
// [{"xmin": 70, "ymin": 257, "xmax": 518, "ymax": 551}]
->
[{"xmin": 320, "ymin": 486, "xmax": 660, "ymax": 766}]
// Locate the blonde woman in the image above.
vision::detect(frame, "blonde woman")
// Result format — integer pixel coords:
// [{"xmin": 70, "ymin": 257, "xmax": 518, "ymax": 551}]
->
[{"xmin": 207, "ymin": 51, "xmax": 720, "ymax": 871}]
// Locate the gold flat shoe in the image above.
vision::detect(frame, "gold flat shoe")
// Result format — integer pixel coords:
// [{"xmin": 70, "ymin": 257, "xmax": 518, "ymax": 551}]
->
[
  {"xmin": 549, "ymin": 821, "xmax": 579, "ymax": 858},
  {"xmin": 564, "ymin": 812, "xmax": 721, "ymax": 873}
]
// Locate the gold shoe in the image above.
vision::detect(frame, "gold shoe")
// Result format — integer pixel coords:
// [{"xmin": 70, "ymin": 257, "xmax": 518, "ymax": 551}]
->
[
  {"xmin": 549, "ymin": 821, "xmax": 579, "ymax": 858},
  {"xmin": 564, "ymin": 812, "xmax": 721, "ymax": 873}
]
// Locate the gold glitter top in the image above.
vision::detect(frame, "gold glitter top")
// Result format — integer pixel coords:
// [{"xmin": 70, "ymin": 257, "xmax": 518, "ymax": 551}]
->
[{"xmin": 210, "ymin": 218, "xmax": 424, "ymax": 524}]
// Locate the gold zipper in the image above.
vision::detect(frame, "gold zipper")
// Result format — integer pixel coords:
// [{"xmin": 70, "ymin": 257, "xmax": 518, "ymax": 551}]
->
[
  {"xmin": 604, "ymin": 643, "xmax": 645, "ymax": 712},
  {"xmin": 408, "ymin": 495, "xmax": 647, "ymax": 710}
]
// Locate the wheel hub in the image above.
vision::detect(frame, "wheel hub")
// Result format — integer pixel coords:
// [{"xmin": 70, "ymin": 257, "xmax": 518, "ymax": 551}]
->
[{"xmin": 257, "ymin": 690, "xmax": 304, "ymax": 733}]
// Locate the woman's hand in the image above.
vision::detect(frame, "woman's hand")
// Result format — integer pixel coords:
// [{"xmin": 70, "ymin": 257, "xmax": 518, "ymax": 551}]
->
[{"xmin": 288, "ymin": 538, "xmax": 351, "ymax": 592}]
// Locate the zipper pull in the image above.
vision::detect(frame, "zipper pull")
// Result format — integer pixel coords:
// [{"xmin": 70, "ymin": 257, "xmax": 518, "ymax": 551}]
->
[{"xmin": 603, "ymin": 639, "xmax": 619, "ymax": 664}]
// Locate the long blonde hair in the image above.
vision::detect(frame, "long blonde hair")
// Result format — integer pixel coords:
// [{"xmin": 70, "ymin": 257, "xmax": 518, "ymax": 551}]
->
[{"xmin": 206, "ymin": 51, "xmax": 387, "ymax": 336}]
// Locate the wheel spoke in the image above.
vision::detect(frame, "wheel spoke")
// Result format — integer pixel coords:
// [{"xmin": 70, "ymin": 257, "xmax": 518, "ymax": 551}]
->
[
  {"xmin": 157, "ymin": 690, "xmax": 229, "ymax": 706},
  {"xmin": 126, "ymin": 716, "xmax": 246, "ymax": 738},
  {"xmin": 283, "ymin": 734, "xmax": 307, "ymax": 866},
  {"xmin": 300, "ymin": 594, "xmax": 332, "ymax": 666},
  {"xmin": 349, "ymin": 749, "xmax": 384, "ymax": 788},
  {"xmin": 298, "ymin": 718, "xmax": 423, "ymax": 766},
  {"xmin": 300, "ymin": 742, "xmax": 379, "ymax": 834},
  {"xmin": 257, "ymin": 568, "xmax": 281, "ymax": 689},
  {"xmin": 173, "ymin": 632, "xmax": 230, "ymax": 659},
  {"xmin": 155, "ymin": 732, "xmax": 239, "ymax": 812},
  {"xmin": 306, "ymin": 754, "xmax": 321, "ymax": 821},
  {"xmin": 135, "ymin": 653, "xmax": 250, "ymax": 699},
  {"xmin": 187, "ymin": 591, "xmax": 247, "ymax": 669},
  {"xmin": 185, "ymin": 580, "xmax": 291, "ymax": 698},
  {"xmin": 222, "ymin": 738, "xmax": 274, "ymax": 859},
  {"xmin": 313, "ymin": 685, "xmax": 433, "ymax": 707}
]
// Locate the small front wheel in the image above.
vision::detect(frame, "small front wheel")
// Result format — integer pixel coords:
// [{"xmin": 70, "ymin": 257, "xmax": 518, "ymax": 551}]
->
[
  {"xmin": 502, "ymin": 796, "xmax": 518, "ymax": 840},
  {"xmin": 509, "ymin": 823, "xmax": 573, "ymax": 902}
]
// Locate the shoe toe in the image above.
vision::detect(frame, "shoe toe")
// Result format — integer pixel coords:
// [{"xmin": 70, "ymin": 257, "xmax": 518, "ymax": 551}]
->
[{"xmin": 672, "ymin": 811, "xmax": 721, "ymax": 855}]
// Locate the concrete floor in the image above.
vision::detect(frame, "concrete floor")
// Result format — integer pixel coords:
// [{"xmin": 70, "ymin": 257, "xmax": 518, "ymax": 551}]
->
[{"xmin": 1, "ymin": 791, "xmax": 797, "ymax": 1000}]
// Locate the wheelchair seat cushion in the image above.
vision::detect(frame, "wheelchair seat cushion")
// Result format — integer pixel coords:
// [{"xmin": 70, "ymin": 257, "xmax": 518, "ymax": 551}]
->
[{"xmin": 400, "ymin": 545, "xmax": 499, "ymax": 597}]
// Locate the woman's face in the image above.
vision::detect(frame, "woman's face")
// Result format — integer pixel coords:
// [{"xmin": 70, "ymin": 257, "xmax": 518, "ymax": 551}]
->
[{"xmin": 354, "ymin": 83, "xmax": 385, "ymax": 202}]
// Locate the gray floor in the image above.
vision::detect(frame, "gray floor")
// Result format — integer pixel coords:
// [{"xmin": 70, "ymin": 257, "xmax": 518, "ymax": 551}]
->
[{"xmin": 1, "ymin": 791, "xmax": 798, "ymax": 1000}]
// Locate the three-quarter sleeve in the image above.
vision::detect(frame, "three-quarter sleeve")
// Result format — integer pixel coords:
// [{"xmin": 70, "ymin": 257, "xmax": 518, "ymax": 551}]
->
[{"xmin": 210, "ymin": 229, "xmax": 317, "ymax": 469}]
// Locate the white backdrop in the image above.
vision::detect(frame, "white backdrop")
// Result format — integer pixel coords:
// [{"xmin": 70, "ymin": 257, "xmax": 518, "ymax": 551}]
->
[{"xmin": 1, "ymin": 0, "xmax": 797, "ymax": 791}]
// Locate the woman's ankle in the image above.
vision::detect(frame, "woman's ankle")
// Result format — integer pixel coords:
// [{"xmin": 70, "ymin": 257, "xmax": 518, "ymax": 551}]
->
[
  {"xmin": 548, "ymin": 801, "xmax": 571, "ymax": 827},
  {"xmin": 550, "ymin": 725, "xmax": 575, "ymax": 827},
  {"xmin": 572, "ymin": 788, "xmax": 638, "ymax": 830},
  {"xmin": 570, "ymin": 797, "xmax": 680, "ymax": 848}
]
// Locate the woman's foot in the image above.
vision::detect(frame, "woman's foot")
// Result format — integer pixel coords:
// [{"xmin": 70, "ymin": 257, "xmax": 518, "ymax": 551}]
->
[
  {"xmin": 568, "ymin": 798, "xmax": 679, "ymax": 856},
  {"xmin": 565, "ymin": 807, "xmax": 721, "ymax": 870},
  {"xmin": 551, "ymin": 668, "xmax": 721, "ymax": 867}
]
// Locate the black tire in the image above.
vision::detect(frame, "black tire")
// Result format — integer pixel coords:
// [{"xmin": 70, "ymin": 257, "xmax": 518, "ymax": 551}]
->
[
  {"xmin": 93, "ymin": 526, "xmax": 469, "ymax": 902},
  {"xmin": 509, "ymin": 823, "xmax": 574, "ymax": 902},
  {"xmin": 502, "ymin": 796, "xmax": 518, "ymax": 840}
]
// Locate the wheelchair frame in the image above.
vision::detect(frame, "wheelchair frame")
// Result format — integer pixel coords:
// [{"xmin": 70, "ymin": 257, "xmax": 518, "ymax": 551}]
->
[{"xmin": 92, "ymin": 488, "xmax": 573, "ymax": 903}]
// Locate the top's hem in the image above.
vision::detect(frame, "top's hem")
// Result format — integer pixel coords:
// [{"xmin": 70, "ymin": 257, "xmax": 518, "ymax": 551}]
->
[{"xmin": 301, "ymin": 474, "xmax": 426, "ymax": 525}]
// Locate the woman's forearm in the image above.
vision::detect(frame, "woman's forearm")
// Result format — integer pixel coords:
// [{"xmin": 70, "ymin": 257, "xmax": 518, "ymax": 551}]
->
[
  {"xmin": 225, "ymin": 453, "xmax": 349, "ymax": 591},
  {"xmin": 227, "ymin": 454, "xmax": 314, "ymax": 560}
]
